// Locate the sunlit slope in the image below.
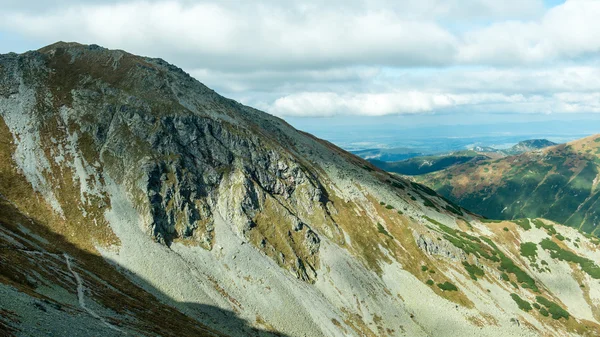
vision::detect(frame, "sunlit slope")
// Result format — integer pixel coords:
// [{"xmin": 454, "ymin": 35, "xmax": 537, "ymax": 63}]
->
[
  {"xmin": 369, "ymin": 139, "xmax": 556, "ymax": 176},
  {"xmin": 419, "ymin": 135, "xmax": 600, "ymax": 234}
]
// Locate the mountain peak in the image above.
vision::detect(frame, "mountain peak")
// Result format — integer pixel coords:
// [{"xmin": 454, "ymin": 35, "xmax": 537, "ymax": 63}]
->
[
  {"xmin": 37, "ymin": 41, "xmax": 88, "ymax": 53},
  {"xmin": 507, "ymin": 138, "xmax": 557, "ymax": 154}
]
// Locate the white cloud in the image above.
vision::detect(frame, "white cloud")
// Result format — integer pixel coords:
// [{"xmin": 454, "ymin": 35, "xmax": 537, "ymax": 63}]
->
[
  {"xmin": 458, "ymin": 0, "xmax": 600, "ymax": 65},
  {"xmin": 382, "ymin": 65, "xmax": 600, "ymax": 94},
  {"xmin": 267, "ymin": 91, "xmax": 533, "ymax": 116},
  {"xmin": 1, "ymin": 0, "xmax": 592, "ymax": 69},
  {"xmin": 2, "ymin": 0, "xmax": 600, "ymax": 117},
  {"xmin": 188, "ymin": 67, "xmax": 381, "ymax": 93},
  {"xmin": 265, "ymin": 89, "xmax": 600, "ymax": 117},
  {"xmin": 0, "ymin": 1, "xmax": 458, "ymax": 70}
]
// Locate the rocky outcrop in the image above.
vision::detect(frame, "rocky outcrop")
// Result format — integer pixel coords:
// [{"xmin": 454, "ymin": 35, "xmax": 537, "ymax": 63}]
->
[
  {"xmin": 0, "ymin": 43, "xmax": 328, "ymax": 282},
  {"xmin": 413, "ymin": 232, "xmax": 468, "ymax": 261}
]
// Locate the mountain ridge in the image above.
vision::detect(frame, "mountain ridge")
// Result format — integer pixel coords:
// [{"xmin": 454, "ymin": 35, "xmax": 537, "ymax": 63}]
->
[
  {"xmin": 419, "ymin": 134, "xmax": 600, "ymax": 233},
  {"xmin": 367, "ymin": 138, "xmax": 557, "ymax": 176}
]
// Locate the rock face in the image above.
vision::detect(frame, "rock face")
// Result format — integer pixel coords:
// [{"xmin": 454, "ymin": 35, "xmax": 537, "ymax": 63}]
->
[
  {"xmin": 413, "ymin": 232, "xmax": 468, "ymax": 261},
  {"xmin": 1, "ymin": 42, "xmax": 600, "ymax": 337},
  {"xmin": 1, "ymin": 42, "xmax": 328, "ymax": 282}
]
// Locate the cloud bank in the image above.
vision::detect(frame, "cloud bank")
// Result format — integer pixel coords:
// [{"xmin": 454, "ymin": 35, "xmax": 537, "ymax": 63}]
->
[{"xmin": 1, "ymin": 0, "xmax": 599, "ymax": 117}]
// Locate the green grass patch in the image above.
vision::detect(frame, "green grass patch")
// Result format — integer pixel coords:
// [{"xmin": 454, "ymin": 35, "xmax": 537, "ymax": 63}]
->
[
  {"xmin": 385, "ymin": 204, "xmax": 394, "ymax": 210},
  {"xmin": 536, "ymin": 296, "xmax": 570, "ymax": 320},
  {"xmin": 423, "ymin": 216, "xmax": 448, "ymax": 229},
  {"xmin": 477, "ymin": 239, "xmax": 536, "ymax": 290},
  {"xmin": 532, "ymin": 219, "xmax": 556, "ymax": 235},
  {"xmin": 540, "ymin": 238, "xmax": 600, "ymax": 279},
  {"xmin": 422, "ymin": 196, "xmax": 437, "ymax": 209},
  {"xmin": 397, "ymin": 210, "xmax": 403, "ymax": 215},
  {"xmin": 503, "ymin": 227, "xmax": 509, "ymax": 232},
  {"xmin": 439, "ymin": 196, "xmax": 464, "ymax": 215},
  {"xmin": 377, "ymin": 223, "xmax": 392, "ymax": 238},
  {"xmin": 500, "ymin": 273, "xmax": 509, "ymax": 281},
  {"xmin": 475, "ymin": 240, "xmax": 540, "ymax": 292},
  {"xmin": 520, "ymin": 242, "xmax": 538, "ymax": 262},
  {"xmin": 426, "ymin": 279, "xmax": 434, "ymax": 286},
  {"xmin": 437, "ymin": 282, "xmax": 458, "ymax": 291},
  {"xmin": 421, "ymin": 265, "xmax": 428, "ymax": 272},
  {"xmin": 424, "ymin": 217, "xmax": 502, "ymax": 265},
  {"xmin": 582, "ymin": 232, "xmax": 600, "ymax": 245},
  {"xmin": 445, "ymin": 234, "xmax": 496, "ymax": 261},
  {"xmin": 513, "ymin": 218, "xmax": 531, "ymax": 231},
  {"xmin": 480, "ymin": 218, "xmax": 502, "ymax": 223},
  {"xmin": 498, "ymin": 255, "xmax": 538, "ymax": 292},
  {"xmin": 463, "ymin": 262, "xmax": 485, "ymax": 280},
  {"xmin": 444, "ymin": 204, "xmax": 464, "ymax": 216},
  {"xmin": 511, "ymin": 293, "xmax": 532, "ymax": 312},
  {"xmin": 411, "ymin": 181, "xmax": 438, "ymax": 196},
  {"xmin": 388, "ymin": 180, "xmax": 406, "ymax": 190}
]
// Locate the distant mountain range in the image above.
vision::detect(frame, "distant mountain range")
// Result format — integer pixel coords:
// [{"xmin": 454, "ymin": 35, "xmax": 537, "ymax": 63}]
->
[
  {"xmin": 365, "ymin": 139, "xmax": 557, "ymax": 176},
  {"xmin": 418, "ymin": 135, "xmax": 600, "ymax": 234}
]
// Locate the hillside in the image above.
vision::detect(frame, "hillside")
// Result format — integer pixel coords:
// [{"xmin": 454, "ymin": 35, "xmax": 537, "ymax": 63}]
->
[
  {"xmin": 368, "ymin": 140, "xmax": 556, "ymax": 176},
  {"xmin": 419, "ymin": 135, "xmax": 600, "ymax": 234},
  {"xmin": 505, "ymin": 139, "xmax": 558, "ymax": 155},
  {"xmin": 370, "ymin": 150, "xmax": 492, "ymax": 175},
  {"xmin": 1, "ymin": 42, "xmax": 600, "ymax": 336}
]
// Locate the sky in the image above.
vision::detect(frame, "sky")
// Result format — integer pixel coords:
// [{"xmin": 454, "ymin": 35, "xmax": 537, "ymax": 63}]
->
[{"xmin": 1, "ymin": 0, "xmax": 600, "ymax": 136}]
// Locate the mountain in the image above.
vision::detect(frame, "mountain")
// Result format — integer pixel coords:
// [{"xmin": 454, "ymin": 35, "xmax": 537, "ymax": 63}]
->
[
  {"xmin": 1, "ymin": 42, "xmax": 600, "ymax": 336},
  {"xmin": 419, "ymin": 135, "xmax": 600, "ymax": 234},
  {"xmin": 468, "ymin": 139, "xmax": 557, "ymax": 156},
  {"xmin": 505, "ymin": 139, "xmax": 558, "ymax": 155},
  {"xmin": 368, "ymin": 139, "xmax": 557, "ymax": 176}
]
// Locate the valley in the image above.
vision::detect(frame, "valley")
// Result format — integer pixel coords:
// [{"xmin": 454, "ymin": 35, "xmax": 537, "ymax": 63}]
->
[{"xmin": 418, "ymin": 135, "xmax": 600, "ymax": 234}]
